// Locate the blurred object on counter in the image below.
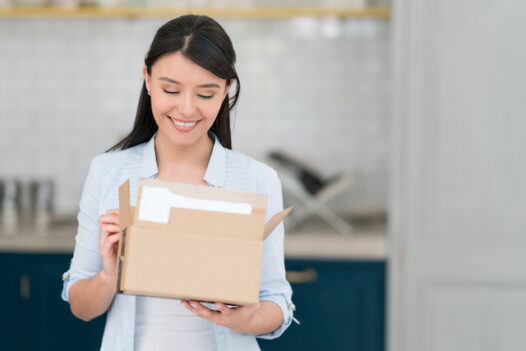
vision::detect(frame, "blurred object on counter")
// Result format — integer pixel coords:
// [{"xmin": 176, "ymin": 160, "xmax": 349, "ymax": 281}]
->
[
  {"xmin": 367, "ymin": 0, "xmax": 390, "ymax": 7},
  {"xmin": 52, "ymin": 0, "xmax": 80, "ymax": 8},
  {"xmin": 0, "ymin": 178, "xmax": 20, "ymax": 234},
  {"xmin": 324, "ymin": 0, "xmax": 366, "ymax": 8},
  {"xmin": 12, "ymin": 0, "xmax": 49, "ymax": 6},
  {"xmin": 33, "ymin": 178, "xmax": 55, "ymax": 232},
  {"xmin": 94, "ymin": 0, "xmax": 123, "ymax": 8},
  {"xmin": 146, "ymin": 0, "xmax": 184, "ymax": 8},
  {"xmin": 0, "ymin": 177, "xmax": 54, "ymax": 235},
  {"xmin": 268, "ymin": 151, "xmax": 354, "ymax": 235}
]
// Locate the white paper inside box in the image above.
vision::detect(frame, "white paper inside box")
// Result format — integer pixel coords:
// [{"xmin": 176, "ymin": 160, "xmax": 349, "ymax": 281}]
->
[{"xmin": 114, "ymin": 178, "xmax": 291, "ymax": 306}]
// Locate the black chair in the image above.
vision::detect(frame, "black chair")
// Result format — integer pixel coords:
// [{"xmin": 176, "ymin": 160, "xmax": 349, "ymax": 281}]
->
[{"xmin": 268, "ymin": 151, "xmax": 353, "ymax": 234}]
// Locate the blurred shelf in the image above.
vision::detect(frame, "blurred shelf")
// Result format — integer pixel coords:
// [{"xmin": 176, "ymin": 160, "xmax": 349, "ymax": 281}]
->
[
  {"xmin": 0, "ymin": 224, "xmax": 77, "ymax": 254},
  {"xmin": 285, "ymin": 232, "xmax": 387, "ymax": 260},
  {"xmin": 0, "ymin": 6, "xmax": 391, "ymax": 18},
  {"xmin": 285, "ymin": 218, "xmax": 387, "ymax": 260}
]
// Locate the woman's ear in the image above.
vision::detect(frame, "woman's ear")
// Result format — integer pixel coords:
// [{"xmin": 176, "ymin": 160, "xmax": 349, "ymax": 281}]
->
[
  {"xmin": 142, "ymin": 66, "xmax": 150, "ymax": 93},
  {"xmin": 224, "ymin": 79, "xmax": 234, "ymax": 98}
]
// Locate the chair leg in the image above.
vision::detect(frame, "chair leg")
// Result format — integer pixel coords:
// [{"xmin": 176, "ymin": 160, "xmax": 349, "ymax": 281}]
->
[
  {"xmin": 284, "ymin": 206, "xmax": 315, "ymax": 231},
  {"xmin": 285, "ymin": 197, "xmax": 353, "ymax": 235},
  {"xmin": 316, "ymin": 204, "xmax": 354, "ymax": 235}
]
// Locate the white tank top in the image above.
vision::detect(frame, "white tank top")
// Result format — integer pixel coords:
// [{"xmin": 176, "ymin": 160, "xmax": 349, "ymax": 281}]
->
[{"xmin": 134, "ymin": 296, "xmax": 217, "ymax": 351}]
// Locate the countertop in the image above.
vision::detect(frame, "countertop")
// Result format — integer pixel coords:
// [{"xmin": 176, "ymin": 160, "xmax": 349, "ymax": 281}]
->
[{"xmin": 0, "ymin": 218, "xmax": 387, "ymax": 259}]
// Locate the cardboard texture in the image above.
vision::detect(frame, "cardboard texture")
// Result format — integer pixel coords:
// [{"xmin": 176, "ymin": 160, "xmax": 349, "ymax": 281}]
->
[{"xmin": 114, "ymin": 178, "xmax": 291, "ymax": 306}]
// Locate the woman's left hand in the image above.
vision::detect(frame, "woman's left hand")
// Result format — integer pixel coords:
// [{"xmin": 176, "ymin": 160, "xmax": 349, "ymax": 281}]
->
[{"xmin": 181, "ymin": 300, "xmax": 261, "ymax": 334}]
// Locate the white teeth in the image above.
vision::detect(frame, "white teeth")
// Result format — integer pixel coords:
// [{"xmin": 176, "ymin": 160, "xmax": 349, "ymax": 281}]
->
[{"xmin": 170, "ymin": 117, "xmax": 197, "ymax": 127}]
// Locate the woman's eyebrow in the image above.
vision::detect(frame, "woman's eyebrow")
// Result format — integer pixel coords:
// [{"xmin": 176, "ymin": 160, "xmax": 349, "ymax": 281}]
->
[{"xmin": 159, "ymin": 76, "xmax": 220, "ymax": 88}]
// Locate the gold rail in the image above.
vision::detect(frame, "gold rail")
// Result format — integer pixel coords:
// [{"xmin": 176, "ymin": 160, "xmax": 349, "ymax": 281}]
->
[{"xmin": 0, "ymin": 6, "xmax": 391, "ymax": 18}]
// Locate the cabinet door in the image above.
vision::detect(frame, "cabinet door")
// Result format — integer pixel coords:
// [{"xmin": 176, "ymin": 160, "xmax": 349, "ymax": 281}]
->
[
  {"xmin": 258, "ymin": 259, "xmax": 385, "ymax": 351},
  {"xmin": 24, "ymin": 253, "xmax": 106, "ymax": 351},
  {"xmin": 0, "ymin": 253, "xmax": 25, "ymax": 350},
  {"xmin": 0, "ymin": 253, "xmax": 106, "ymax": 351}
]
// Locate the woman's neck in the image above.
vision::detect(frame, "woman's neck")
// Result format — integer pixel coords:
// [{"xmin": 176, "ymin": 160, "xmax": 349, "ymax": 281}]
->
[{"xmin": 154, "ymin": 131, "xmax": 213, "ymax": 181}]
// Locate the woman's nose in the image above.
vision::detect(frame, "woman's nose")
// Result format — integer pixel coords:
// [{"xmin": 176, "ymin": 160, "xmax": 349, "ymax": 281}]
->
[{"xmin": 178, "ymin": 92, "xmax": 197, "ymax": 118}]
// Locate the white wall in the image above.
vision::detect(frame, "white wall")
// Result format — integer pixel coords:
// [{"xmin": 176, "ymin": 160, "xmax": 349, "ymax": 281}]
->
[{"xmin": 0, "ymin": 16, "xmax": 389, "ymax": 214}]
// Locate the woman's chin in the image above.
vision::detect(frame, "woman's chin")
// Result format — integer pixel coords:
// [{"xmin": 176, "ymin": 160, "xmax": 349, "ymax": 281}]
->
[{"xmin": 160, "ymin": 129, "xmax": 205, "ymax": 148}]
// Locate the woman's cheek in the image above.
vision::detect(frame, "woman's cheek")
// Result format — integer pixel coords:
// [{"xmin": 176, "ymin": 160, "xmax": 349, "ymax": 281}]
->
[
  {"xmin": 153, "ymin": 97, "xmax": 173, "ymax": 116},
  {"xmin": 206, "ymin": 99, "xmax": 224, "ymax": 119}
]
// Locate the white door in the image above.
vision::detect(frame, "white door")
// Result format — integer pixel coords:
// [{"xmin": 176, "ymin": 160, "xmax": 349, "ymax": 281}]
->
[{"xmin": 389, "ymin": 1, "xmax": 526, "ymax": 350}]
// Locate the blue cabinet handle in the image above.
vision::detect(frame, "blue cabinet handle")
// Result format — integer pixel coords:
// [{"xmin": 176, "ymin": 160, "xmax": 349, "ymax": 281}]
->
[
  {"xmin": 20, "ymin": 274, "xmax": 30, "ymax": 300},
  {"xmin": 286, "ymin": 268, "xmax": 317, "ymax": 283}
]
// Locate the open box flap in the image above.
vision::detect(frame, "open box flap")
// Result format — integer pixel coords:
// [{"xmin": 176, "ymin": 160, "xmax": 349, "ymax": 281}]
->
[
  {"xmin": 263, "ymin": 206, "xmax": 293, "ymax": 240},
  {"xmin": 118, "ymin": 180, "xmax": 131, "ymax": 231},
  {"xmin": 115, "ymin": 180, "xmax": 131, "ymax": 293}
]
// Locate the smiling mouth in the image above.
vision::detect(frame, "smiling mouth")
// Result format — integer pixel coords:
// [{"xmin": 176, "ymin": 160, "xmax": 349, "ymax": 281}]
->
[{"xmin": 168, "ymin": 116, "xmax": 200, "ymax": 127}]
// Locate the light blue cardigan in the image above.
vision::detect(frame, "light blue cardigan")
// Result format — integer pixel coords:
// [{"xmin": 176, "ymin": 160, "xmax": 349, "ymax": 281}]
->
[{"xmin": 61, "ymin": 131, "xmax": 297, "ymax": 350}]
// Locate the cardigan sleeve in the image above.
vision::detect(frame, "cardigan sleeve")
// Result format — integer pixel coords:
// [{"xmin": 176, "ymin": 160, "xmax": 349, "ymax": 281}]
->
[
  {"xmin": 61, "ymin": 156, "xmax": 104, "ymax": 303},
  {"xmin": 255, "ymin": 165, "xmax": 299, "ymax": 339}
]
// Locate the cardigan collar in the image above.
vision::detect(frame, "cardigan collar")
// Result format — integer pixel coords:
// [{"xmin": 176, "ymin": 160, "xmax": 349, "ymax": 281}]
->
[{"xmin": 139, "ymin": 130, "xmax": 226, "ymax": 187}]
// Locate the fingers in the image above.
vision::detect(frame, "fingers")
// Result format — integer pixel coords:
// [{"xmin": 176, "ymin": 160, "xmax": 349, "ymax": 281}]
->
[
  {"xmin": 99, "ymin": 210, "xmax": 121, "ymax": 244},
  {"xmin": 101, "ymin": 232, "xmax": 120, "ymax": 253},
  {"xmin": 99, "ymin": 216, "xmax": 121, "ymax": 253},
  {"xmin": 99, "ymin": 214, "xmax": 120, "ymax": 226},
  {"xmin": 99, "ymin": 223, "xmax": 121, "ymax": 245},
  {"xmin": 101, "ymin": 228, "xmax": 120, "ymax": 243},
  {"xmin": 214, "ymin": 302, "xmax": 232, "ymax": 315},
  {"xmin": 99, "ymin": 209, "xmax": 120, "ymax": 226},
  {"xmin": 106, "ymin": 232, "xmax": 121, "ymax": 244},
  {"xmin": 181, "ymin": 300, "xmax": 260, "ymax": 332},
  {"xmin": 182, "ymin": 300, "xmax": 219, "ymax": 323},
  {"xmin": 101, "ymin": 224, "xmax": 120, "ymax": 233}
]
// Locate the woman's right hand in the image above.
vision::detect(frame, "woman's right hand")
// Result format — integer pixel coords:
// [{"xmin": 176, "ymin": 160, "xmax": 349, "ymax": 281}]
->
[{"xmin": 98, "ymin": 209, "xmax": 121, "ymax": 285}]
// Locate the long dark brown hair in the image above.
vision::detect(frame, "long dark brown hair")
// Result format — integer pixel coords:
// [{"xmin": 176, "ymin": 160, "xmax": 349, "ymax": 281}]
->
[{"xmin": 108, "ymin": 15, "xmax": 240, "ymax": 151}]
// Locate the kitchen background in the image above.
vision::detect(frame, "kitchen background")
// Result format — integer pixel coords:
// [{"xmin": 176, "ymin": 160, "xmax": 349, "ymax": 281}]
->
[
  {"xmin": 2, "ymin": 0, "xmax": 524, "ymax": 350},
  {"xmin": 0, "ymin": 12, "xmax": 389, "ymax": 216},
  {"xmin": 1, "ymin": 2, "xmax": 389, "ymax": 350}
]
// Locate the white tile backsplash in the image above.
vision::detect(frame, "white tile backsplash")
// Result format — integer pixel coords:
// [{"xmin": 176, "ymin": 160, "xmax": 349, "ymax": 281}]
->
[{"xmin": 0, "ymin": 16, "xmax": 389, "ymax": 215}]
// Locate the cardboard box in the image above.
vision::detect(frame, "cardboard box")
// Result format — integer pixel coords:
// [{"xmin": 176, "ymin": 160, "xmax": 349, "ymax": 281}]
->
[{"xmin": 114, "ymin": 178, "xmax": 291, "ymax": 306}]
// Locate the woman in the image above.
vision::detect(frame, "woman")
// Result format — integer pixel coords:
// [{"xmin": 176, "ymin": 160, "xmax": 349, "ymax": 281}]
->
[{"xmin": 60, "ymin": 15, "xmax": 296, "ymax": 351}]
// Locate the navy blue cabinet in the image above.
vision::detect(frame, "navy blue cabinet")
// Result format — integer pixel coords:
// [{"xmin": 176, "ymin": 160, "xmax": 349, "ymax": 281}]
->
[
  {"xmin": 0, "ymin": 254, "xmax": 384, "ymax": 351},
  {"xmin": 0, "ymin": 253, "xmax": 106, "ymax": 351},
  {"xmin": 258, "ymin": 259, "xmax": 386, "ymax": 351}
]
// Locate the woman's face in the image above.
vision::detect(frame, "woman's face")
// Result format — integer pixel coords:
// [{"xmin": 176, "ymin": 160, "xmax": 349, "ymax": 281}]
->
[{"xmin": 143, "ymin": 51, "xmax": 232, "ymax": 148}]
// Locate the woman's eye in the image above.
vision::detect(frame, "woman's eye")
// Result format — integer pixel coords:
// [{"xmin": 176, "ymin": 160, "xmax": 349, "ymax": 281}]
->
[{"xmin": 162, "ymin": 90, "xmax": 212, "ymax": 99}]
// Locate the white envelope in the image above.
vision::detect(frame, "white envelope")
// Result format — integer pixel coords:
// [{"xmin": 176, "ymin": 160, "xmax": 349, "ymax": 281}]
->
[{"xmin": 138, "ymin": 185, "xmax": 252, "ymax": 224}]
